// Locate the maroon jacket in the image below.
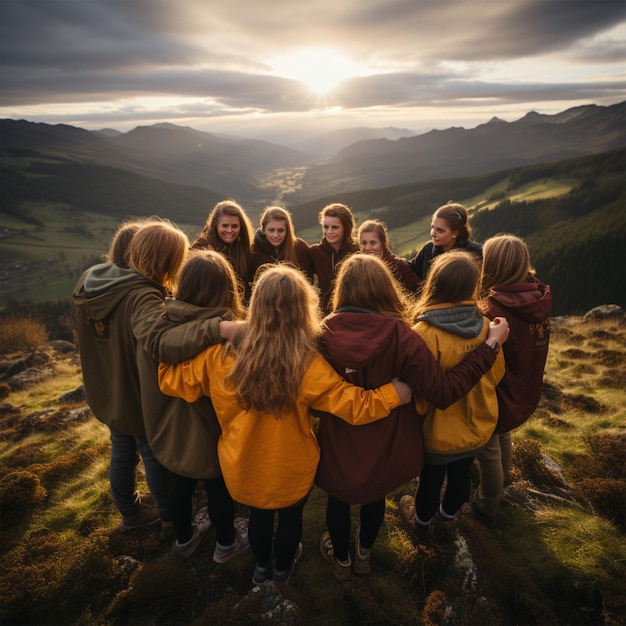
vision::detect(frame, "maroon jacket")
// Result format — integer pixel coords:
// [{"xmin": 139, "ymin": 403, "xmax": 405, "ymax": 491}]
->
[
  {"xmin": 315, "ymin": 309, "xmax": 498, "ymax": 504},
  {"xmin": 485, "ymin": 281, "xmax": 552, "ymax": 433},
  {"xmin": 309, "ymin": 238, "xmax": 358, "ymax": 313},
  {"xmin": 381, "ymin": 248, "xmax": 423, "ymax": 295},
  {"xmin": 247, "ymin": 229, "xmax": 313, "ymax": 285}
]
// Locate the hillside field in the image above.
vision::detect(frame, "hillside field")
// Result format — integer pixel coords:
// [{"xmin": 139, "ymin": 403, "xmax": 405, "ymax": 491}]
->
[{"xmin": 0, "ymin": 313, "xmax": 624, "ymax": 625}]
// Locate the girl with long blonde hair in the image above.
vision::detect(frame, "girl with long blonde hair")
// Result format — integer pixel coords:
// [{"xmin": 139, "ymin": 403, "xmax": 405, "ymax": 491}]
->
[{"xmin": 158, "ymin": 263, "xmax": 412, "ymax": 585}]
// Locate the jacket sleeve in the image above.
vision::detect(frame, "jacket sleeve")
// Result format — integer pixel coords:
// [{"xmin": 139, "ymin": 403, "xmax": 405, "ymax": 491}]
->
[
  {"xmin": 305, "ymin": 354, "xmax": 401, "ymax": 424},
  {"xmin": 129, "ymin": 289, "xmax": 222, "ymax": 364},
  {"xmin": 158, "ymin": 348, "xmax": 214, "ymax": 402},
  {"xmin": 402, "ymin": 328, "xmax": 497, "ymax": 410}
]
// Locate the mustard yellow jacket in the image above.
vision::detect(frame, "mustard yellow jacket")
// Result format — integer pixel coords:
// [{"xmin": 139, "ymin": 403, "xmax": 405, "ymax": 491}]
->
[
  {"xmin": 159, "ymin": 348, "xmax": 401, "ymax": 509},
  {"xmin": 414, "ymin": 302, "xmax": 505, "ymax": 460}
]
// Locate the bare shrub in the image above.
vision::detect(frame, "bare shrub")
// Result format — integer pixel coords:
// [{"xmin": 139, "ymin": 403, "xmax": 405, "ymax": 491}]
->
[
  {"xmin": 510, "ymin": 439, "xmax": 563, "ymax": 488},
  {"xmin": 0, "ymin": 470, "xmax": 47, "ymax": 529},
  {"xmin": 0, "ymin": 316, "xmax": 48, "ymax": 354},
  {"xmin": 575, "ymin": 478, "xmax": 626, "ymax": 531}
]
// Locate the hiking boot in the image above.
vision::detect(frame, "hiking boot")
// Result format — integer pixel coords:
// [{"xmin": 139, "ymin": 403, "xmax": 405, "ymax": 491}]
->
[
  {"xmin": 399, "ymin": 495, "xmax": 432, "ymax": 541},
  {"xmin": 119, "ymin": 503, "xmax": 160, "ymax": 530},
  {"xmin": 273, "ymin": 542, "xmax": 303, "ymax": 584},
  {"xmin": 135, "ymin": 492, "xmax": 154, "ymax": 506},
  {"xmin": 175, "ymin": 507, "xmax": 211, "ymax": 558},
  {"xmin": 213, "ymin": 516, "xmax": 250, "ymax": 563},
  {"xmin": 399, "ymin": 495, "xmax": 417, "ymax": 530},
  {"xmin": 461, "ymin": 500, "xmax": 497, "ymax": 529},
  {"xmin": 252, "ymin": 561, "xmax": 273, "ymax": 585},
  {"xmin": 353, "ymin": 529, "xmax": 371, "ymax": 576},
  {"xmin": 320, "ymin": 531, "xmax": 351, "ymax": 582}
]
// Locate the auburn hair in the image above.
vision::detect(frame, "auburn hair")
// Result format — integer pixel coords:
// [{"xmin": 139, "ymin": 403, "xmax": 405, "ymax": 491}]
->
[
  {"xmin": 414, "ymin": 249, "xmax": 480, "ymax": 315},
  {"xmin": 127, "ymin": 220, "xmax": 189, "ymax": 290},
  {"xmin": 226, "ymin": 264, "xmax": 322, "ymax": 417},
  {"xmin": 480, "ymin": 234, "xmax": 535, "ymax": 299},
  {"xmin": 257, "ymin": 206, "xmax": 298, "ymax": 265},
  {"xmin": 318, "ymin": 202, "xmax": 356, "ymax": 247},
  {"xmin": 331, "ymin": 254, "xmax": 411, "ymax": 322},
  {"xmin": 357, "ymin": 219, "xmax": 389, "ymax": 250},
  {"xmin": 192, "ymin": 199, "xmax": 254, "ymax": 280},
  {"xmin": 107, "ymin": 219, "xmax": 153, "ymax": 268},
  {"xmin": 175, "ymin": 250, "xmax": 245, "ymax": 319},
  {"xmin": 434, "ymin": 201, "xmax": 472, "ymax": 243}
]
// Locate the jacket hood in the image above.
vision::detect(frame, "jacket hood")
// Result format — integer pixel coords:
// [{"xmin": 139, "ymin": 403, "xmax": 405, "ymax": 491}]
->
[
  {"xmin": 418, "ymin": 303, "xmax": 484, "ymax": 338},
  {"xmin": 488, "ymin": 282, "xmax": 552, "ymax": 323},
  {"xmin": 322, "ymin": 309, "xmax": 401, "ymax": 368},
  {"xmin": 72, "ymin": 262, "xmax": 159, "ymax": 319}
]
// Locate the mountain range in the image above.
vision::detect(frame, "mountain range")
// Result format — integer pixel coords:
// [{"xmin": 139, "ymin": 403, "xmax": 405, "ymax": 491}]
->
[{"xmin": 1, "ymin": 101, "xmax": 623, "ymax": 210}]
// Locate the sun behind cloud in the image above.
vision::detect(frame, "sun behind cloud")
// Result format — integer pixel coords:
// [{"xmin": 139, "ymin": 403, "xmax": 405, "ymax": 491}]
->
[{"xmin": 271, "ymin": 47, "xmax": 361, "ymax": 95}]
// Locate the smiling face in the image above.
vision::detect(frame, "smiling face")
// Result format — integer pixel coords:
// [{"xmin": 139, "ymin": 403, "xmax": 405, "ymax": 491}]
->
[
  {"xmin": 322, "ymin": 216, "xmax": 344, "ymax": 250},
  {"xmin": 263, "ymin": 219, "xmax": 287, "ymax": 248},
  {"xmin": 216, "ymin": 215, "xmax": 241, "ymax": 246},
  {"xmin": 359, "ymin": 230, "xmax": 383, "ymax": 257},
  {"xmin": 430, "ymin": 216, "xmax": 459, "ymax": 252},
  {"xmin": 322, "ymin": 216, "xmax": 345, "ymax": 251}
]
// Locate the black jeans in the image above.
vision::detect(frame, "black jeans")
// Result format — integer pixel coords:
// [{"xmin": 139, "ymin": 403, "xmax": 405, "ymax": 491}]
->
[
  {"xmin": 415, "ymin": 456, "xmax": 475, "ymax": 522},
  {"xmin": 248, "ymin": 496, "xmax": 308, "ymax": 570},
  {"xmin": 170, "ymin": 473, "xmax": 235, "ymax": 545},
  {"xmin": 326, "ymin": 495, "xmax": 385, "ymax": 562}
]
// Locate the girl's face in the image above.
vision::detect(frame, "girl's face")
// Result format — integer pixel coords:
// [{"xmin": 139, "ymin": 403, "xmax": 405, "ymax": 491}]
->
[
  {"xmin": 264, "ymin": 219, "xmax": 287, "ymax": 248},
  {"xmin": 430, "ymin": 216, "xmax": 458, "ymax": 252},
  {"xmin": 322, "ymin": 216, "xmax": 345, "ymax": 250},
  {"xmin": 360, "ymin": 231, "xmax": 383, "ymax": 257},
  {"xmin": 217, "ymin": 215, "xmax": 241, "ymax": 246}
]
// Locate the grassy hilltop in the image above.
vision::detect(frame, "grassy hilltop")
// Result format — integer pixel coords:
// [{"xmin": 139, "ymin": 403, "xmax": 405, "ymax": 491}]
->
[{"xmin": 0, "ymin": 312, "xmax": 624, "ymax": 625}]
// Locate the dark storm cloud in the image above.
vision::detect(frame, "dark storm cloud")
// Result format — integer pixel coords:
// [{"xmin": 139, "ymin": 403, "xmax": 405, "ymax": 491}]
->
[{"xmin": 0, "ymin": 0, "xmax": 624, "ymax": 119}]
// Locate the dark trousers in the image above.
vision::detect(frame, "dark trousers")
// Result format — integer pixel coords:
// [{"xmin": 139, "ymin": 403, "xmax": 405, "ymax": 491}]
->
[
  {"xmin": 415, "ymin": 456, "xmax": 475, "ymax": 522},
  {"xmin": 170, "ymin": 473, "xmax": 235, "ymax": 545},
  {"xmin": 326, "ymin": 495, "xmax": 385, "ymax": 562},
  {"xmin": 248, "ymin": 497, "xmax": 307, "ymax": 570}
]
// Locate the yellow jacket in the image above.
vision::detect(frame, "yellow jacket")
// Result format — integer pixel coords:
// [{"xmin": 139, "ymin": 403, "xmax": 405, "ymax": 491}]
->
[
  {"xmin": 159, "ymin": 347, "xmax": 401, "ymax": 509},
  {"xmin": 414, "ymin": 302, "xmax": 505, "ymax": 459}
]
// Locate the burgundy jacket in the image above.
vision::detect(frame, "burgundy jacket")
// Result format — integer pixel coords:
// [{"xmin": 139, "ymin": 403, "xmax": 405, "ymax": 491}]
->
[
  {"xmin": 315, "ymin": 309, "xmax": 498, "ymax": 504},
  {"xmin": 485, "ymin": 281, "xmax": 552, "ymax": 433}
]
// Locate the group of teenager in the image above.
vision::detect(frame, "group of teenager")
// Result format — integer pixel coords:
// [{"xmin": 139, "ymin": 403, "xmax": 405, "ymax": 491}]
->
[{"xmin": 71, "ymin": 197, "xmax": 551, "ymax": 585}]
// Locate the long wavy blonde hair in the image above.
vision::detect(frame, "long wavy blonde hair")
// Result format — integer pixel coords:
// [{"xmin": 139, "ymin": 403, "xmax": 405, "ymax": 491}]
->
[{"xmin": 227, "ymin": 264, "xmax": 322, "ymax": 417}]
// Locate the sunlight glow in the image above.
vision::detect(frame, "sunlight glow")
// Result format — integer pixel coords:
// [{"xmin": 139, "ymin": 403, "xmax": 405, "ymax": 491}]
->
[{"xmin": 271, "ymin": 47, "xmax": 362, "ymax": 95}]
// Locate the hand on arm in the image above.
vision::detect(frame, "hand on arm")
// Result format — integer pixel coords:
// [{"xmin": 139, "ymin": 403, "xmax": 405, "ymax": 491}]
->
[
  {"xmin": 391, "ymin": 378, "xmax": 413, "ymax": 405},
  {"xmin": 486, "ymin": 316, "xmax": 509, "ymax": 351}
]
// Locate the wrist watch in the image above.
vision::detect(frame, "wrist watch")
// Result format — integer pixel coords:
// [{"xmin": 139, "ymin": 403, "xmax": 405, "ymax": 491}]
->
[{"xmin": 486, "ymin": 338, "xmax": 500, "ymax": 353}]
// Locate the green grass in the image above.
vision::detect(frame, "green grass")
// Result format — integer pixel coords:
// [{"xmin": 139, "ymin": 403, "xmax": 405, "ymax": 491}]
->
[{"xmin": 0, "ymin": 316, "xmax": 624, "ymax": 624}]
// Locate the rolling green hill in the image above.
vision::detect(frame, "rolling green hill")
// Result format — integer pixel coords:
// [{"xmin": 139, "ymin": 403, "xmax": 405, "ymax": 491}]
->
[
  {"xmin": 1, "ymin": 149, "xmax": 624, "ymax": 316},
  {"xmin": 291, "ymin": 149, "xmax": 625, "ymax": 316}
]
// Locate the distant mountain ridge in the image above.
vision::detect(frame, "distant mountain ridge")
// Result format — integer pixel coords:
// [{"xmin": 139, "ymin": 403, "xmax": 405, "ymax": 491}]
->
[
  {"xmin": 289, "ymin": 101, "xmax": 625, "ymax": 200},
  {"xmin": 1, "ymin": 101, "xmax": 623, "ymax": 208}
]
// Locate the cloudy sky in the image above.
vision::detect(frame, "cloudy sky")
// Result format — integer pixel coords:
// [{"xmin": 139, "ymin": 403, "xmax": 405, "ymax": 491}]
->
[{"xmin": 1, "ymin": 0, "xmax": 624, "ymax": 141}]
